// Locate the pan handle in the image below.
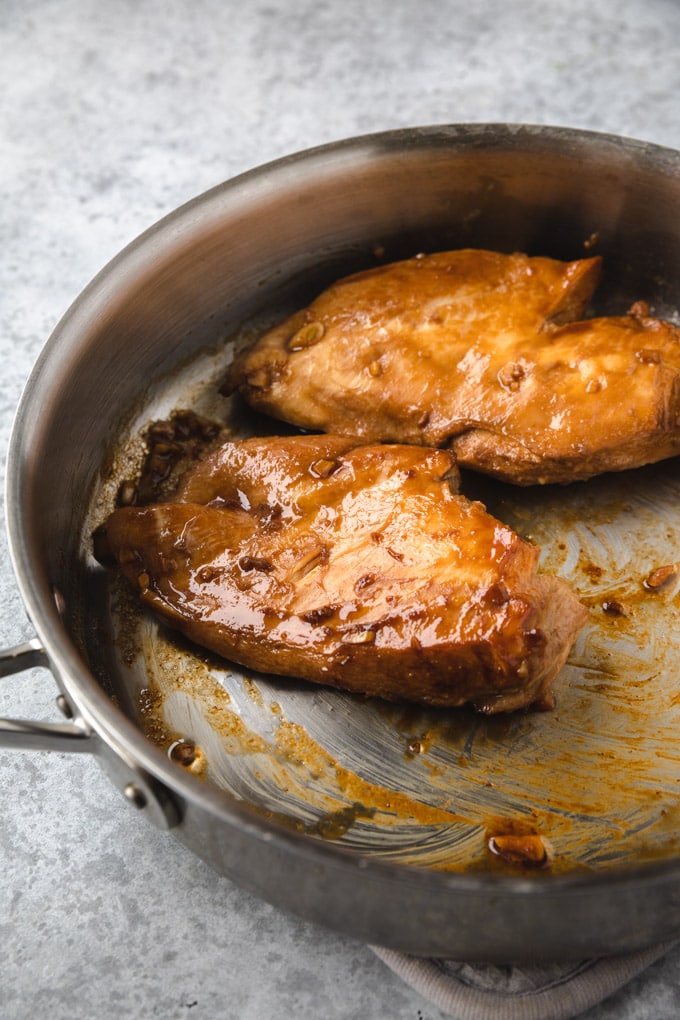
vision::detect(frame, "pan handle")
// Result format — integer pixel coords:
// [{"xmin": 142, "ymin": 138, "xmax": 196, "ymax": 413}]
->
[
  {"xmin": 0, "ymin": 638, "xmax": 93, "ymax": 752},
  {"xmin": 0, "ymin": 638, "xmax": 181, "ymax": 828}
]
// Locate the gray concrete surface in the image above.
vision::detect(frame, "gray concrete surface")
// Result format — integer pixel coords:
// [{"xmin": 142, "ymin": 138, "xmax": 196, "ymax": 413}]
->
[{"xmin": 3, "ymin": 2, "xmax": 680, "ymax": 1017}]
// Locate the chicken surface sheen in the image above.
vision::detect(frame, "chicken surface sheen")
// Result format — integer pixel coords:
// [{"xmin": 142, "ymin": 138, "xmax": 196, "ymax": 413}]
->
[
  {"xmin": 104, "ymin": 435, "xmax": 587, "ymax": 713},
  {"xmin": 224, "ymin": 249, "xmax": 680, "ymax": 485}
]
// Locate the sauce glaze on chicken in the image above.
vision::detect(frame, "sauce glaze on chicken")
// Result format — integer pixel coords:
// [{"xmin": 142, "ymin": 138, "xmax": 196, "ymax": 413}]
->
[
  {"xmin": 101, "ymin": 435, "xmax": 587, "ymax": 714},
  {"xmin": 224, "ymin": 249, "xmax": 680, "ymax": 485}
]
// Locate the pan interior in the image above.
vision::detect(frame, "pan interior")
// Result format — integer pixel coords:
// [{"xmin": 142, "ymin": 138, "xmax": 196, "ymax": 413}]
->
[
  {"xmin": 53, "ymin": 128, "xmax": 680, "ymax": 882},
  {"xmin": 81, "ymin": 309, "xmax": 680, "ymax": 878}
]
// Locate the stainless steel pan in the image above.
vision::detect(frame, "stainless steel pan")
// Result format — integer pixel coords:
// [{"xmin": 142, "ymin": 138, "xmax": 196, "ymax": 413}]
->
[{"xmin": 5, "ymin": 123, "xmax": 680, "ymax": 961}]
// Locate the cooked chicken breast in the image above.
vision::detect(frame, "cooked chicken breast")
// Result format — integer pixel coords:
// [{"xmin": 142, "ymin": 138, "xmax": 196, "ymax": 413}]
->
[
  {"xmin": 224, "ymin": 249, "xmax": 680, "ymax": 485},
  {"xmin": 102, "ymin": 435, "xmax": 587, "ymax": 713}
]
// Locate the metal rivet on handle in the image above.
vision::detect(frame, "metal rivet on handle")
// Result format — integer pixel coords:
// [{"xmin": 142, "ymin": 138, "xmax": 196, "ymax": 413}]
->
[
  {"xmin": 123, "ymin": 783, "xmax": 147, "ymax": 809},
  {"xmin": 56, "ymin": 694, "xmax": 73, "ymax": 719}
]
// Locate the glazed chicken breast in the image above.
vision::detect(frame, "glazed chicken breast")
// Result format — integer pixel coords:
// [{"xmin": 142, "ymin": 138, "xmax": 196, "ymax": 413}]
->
[
  {"xmin": 102, "ymin": 435, "xmax": 587, "ymax": 713},
  {"xmin": 223, "ymin": 249, "xmax": 680, "ymax": 485}
]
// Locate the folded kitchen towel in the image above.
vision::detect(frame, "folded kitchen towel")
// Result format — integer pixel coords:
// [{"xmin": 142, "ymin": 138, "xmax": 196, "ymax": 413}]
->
[{"xmin": 371, "ymin": 941, "xmax": 677, "ymax": 1020}]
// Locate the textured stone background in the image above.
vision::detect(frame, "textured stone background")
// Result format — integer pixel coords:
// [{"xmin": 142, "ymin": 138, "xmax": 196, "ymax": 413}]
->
[{"xmin": 3, "ymin": 1, "xmax": 680, "ymax": 1017}]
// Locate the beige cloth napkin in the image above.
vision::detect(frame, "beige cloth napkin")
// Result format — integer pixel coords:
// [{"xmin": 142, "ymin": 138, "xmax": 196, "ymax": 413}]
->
[{"xmin": 371, "ymin": 942, "xmax": 676, "ymax": 1019}]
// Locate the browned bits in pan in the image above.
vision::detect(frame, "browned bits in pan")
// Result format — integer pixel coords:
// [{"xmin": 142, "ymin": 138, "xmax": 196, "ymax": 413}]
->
[
  {"xmin": 487, "ymin": 833, "xmax": 550, "ymax": 868},
  {"xmin": 643, "ymin": 564, "xmax": 677, "ymax": 591},
  {"xmin": 602, "ymin": 599, "xmax": 627, "ymax": 616},
  {"xmin": 169, "ymin": 739, "xmax": 196, "ymax": 766},
  {"xmin": 132, "ymin": 409, "xmax": 224, "ymax": 505}
]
